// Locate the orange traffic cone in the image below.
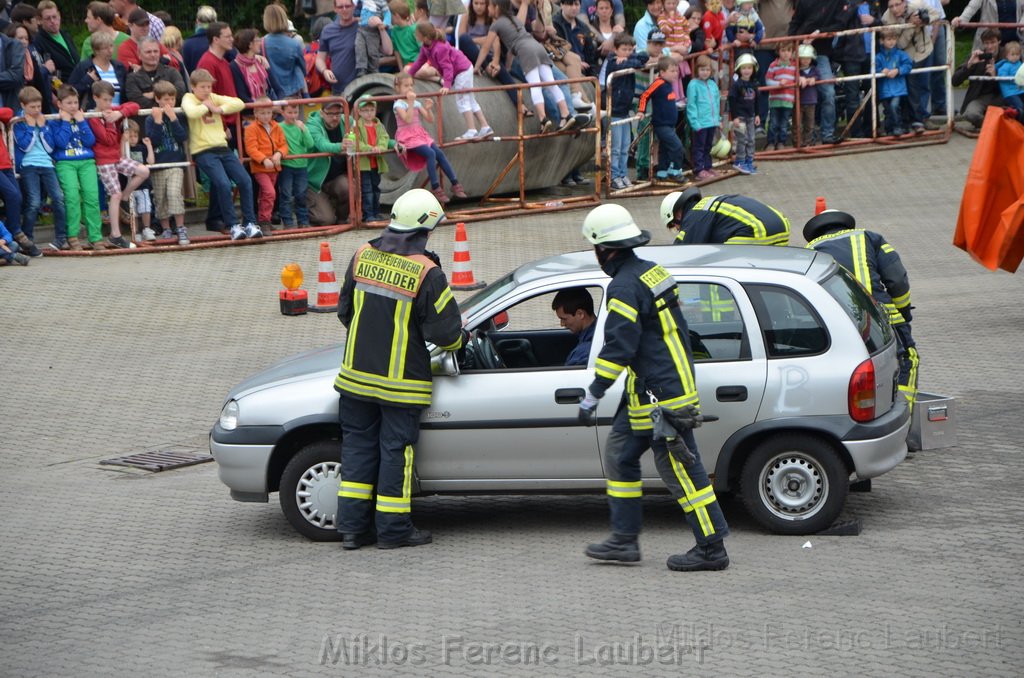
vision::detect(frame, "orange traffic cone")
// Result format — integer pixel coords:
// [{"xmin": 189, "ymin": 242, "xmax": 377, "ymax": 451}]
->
[
  {"xmin": 309, "ymin": 241, "xmax": 340, "ymax": 313},
  {"xmin": 815, "ymin": 196, "xmax": 827, "ymax": 215},
  {"xmin": 450, "ymin": 222, "xmax": 485, "ymax": 290}
]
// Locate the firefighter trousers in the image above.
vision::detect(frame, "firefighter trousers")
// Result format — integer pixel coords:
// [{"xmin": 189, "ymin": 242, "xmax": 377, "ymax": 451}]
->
[
  {"xmin": 894, "ymin": 323, "xmax": 919, "ymax": 412},
  {"xmin": 337, "ymin": 394, "xmax": 421, "ymax": 542},
  {"xmin": 602, "ymin": 406, "xmax": 729, "ymax": 546}
]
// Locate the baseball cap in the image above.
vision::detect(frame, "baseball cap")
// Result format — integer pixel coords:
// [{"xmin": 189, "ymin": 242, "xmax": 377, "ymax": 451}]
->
[
  {"xmin": 356, "ymin": 94, "xmax": 377, "ymax": 108},
  {"xmin": 648, "ymin": 30, "xmax": 667, "ymax": 43},
  {"xmin": 128, "ymin": 9, "xmax": 150, "ymax": 25}
]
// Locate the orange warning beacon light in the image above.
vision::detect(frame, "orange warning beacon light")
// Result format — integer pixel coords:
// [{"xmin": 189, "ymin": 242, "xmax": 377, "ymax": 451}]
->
[{"xmin": 280, "ymin": 263, "xmax": 309, "ymax": 315}]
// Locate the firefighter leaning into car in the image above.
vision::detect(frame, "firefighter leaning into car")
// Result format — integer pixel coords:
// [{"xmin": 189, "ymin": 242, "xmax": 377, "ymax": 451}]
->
[
  {"xmin": 577, "ymin": 203, "xmax": 730, "ymax": 572},
  {"xmin": 333, "ymin": 188, "xmax": 464, "ymax": 550},
  {"xmin": 660, "ymin": 187, "xmax": 791, "ymax": 246},
  {"xmin": 804, "ymin": 210, "xmax": 919, "ymax": 410},
  {"xmin": 661, "ymin": 187, "xmax": 790, "ymax": 321}
]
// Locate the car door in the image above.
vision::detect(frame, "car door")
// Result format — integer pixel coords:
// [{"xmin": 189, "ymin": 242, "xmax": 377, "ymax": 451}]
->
[
  {"xmin": 594, "ymin": 276, "xmax": 768, "ymax": 484},
  {"xmin": 416, "ymin": 282, "xmax": 607, "ymax": 491}
]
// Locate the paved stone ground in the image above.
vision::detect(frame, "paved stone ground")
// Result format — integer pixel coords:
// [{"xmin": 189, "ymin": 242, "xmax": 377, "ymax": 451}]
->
[{"xmin": 2, "ymin": 135, "xmax": 1022, "ymax": 677}]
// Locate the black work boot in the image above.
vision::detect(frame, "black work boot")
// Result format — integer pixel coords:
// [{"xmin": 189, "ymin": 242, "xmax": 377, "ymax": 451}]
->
[
  {"xmin": 585, "ymin": 533, "xmax": 641, "ymax": 563},
  {"xmin": 377, "ymin": 528, "xmax": 432, "ymax": 550},
  {"xmin": 341, "ymin": 532, "xmax": 377, "ymax": 550},
  {"xmin": 666, "ymin": 541, "xmax": 729, "ymax": 572}
]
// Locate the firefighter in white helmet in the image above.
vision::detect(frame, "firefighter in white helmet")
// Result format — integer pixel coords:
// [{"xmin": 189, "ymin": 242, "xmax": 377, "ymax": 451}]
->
[
  {"xmin": 578, "ymin": 203, "xmax": 730, "ymax": 571},
  {"xmin": 334, "ymin": 188, "xmax": 464, "ymax": 550},
  {"xmin": 659, "ymin": 187, "xmax": 791, "ymax": 245}
]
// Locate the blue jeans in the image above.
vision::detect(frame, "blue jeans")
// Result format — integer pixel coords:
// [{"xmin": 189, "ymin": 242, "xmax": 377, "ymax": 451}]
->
[
  {"xmin": 20, "ymin": 165, "xmax": 66, "ymax": 241},
  {"xmin": 928, "ymin": 28, "xmax": 947, "ymax": 115},
  {"xmin": 1004, "ymin": 94, "xmax": 1024, "ymax": 118},
  {"xmin": 193, "ymin": 147, "xmax": 256, "ymax": 227},
  {"xmin": 909, "ymin": 57, "xmax": 932, "ymax": 123},
  {"xmin": 277, "ymin": 165, "xmax": 309, "ymax": 226},
  {"xmin": 767, "ymin": 106, "xmax": 791, "ymax": 145},
  {"xmin": 0, "ymin": 168, "xmax": 22, "ymax": 237},
  {"xmin": 654, "ymin": 124, "xmax": 684, "ymax": 173},
  {"xmin": 0, "ymin": 238, "xmax": 19, "ymax": 262},
  {"xmin": 409, "ymin": 143, "xmax": 457, "ymax": 189},
  {"xmin": 360, "ymin": 169, "xmax": 381, "ymax": 220},
  {"xmin": 842, "ymin": 58, "xmax": 870, "ymax": 137},
  {"xmin": 610, "ymin": 117, "xmax": 631, "ymax": 180},
  {"xmin": 692, "ymin": 126, "xmax": 715, "ymax": 173},
  {"xmin": 815, "ymin": 55, "xmax": 836, "ymax": 140},
  {"xmin": 882, "ymin": 96, "xmax": 906, "ymax": 134}
]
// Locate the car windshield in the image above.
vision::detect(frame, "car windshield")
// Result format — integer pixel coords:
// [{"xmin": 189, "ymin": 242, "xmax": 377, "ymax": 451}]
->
[
  {"xmin": 459, "ymin": 273, "xmax": 516, "ymax": 322},
  {"xmin": 820, "ymin": 267, "xmax": 893, "ymax": 354}
]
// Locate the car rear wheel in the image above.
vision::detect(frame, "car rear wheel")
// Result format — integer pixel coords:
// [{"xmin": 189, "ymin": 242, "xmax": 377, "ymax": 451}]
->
[
  {"xmin": 279, "ymin": 440, "xmax": 343, "ymax": 541},
  {"xmin": 739, "ymin": 434, "xmax": 849, "ymax": 535}
]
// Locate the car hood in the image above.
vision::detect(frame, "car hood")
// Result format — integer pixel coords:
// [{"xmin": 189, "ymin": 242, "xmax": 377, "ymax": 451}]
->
[{"xmin": 227, "ymin": 344, "xmax": 343, "ymax": 401}]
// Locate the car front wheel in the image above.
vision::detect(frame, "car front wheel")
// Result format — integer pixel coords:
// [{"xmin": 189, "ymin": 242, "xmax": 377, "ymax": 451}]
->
[
  {"xmin": 279, "ymin": 440, "xmax": 344, "ymax": 541},
  {"xmin": 739, "ymin": 434, "xmax": 849, "ymax": 535}
]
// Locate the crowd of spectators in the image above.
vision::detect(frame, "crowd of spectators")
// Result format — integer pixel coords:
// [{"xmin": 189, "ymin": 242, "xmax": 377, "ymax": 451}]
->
[{"xmin": 0, "ymin": 0, "xmax": 1022, "ymax": 262}]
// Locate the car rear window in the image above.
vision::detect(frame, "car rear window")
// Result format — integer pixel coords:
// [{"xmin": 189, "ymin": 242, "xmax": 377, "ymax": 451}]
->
[
  {"xmin": 746, "ymin": 284, "xmax": 829, "ymax": 358},
  {"xmin": 820, "ymin": 268, "xmax": 893, "ymax": 355}
]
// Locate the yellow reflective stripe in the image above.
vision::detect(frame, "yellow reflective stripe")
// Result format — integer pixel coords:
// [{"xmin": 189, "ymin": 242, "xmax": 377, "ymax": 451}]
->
[
  {"xmin": 711, "ymin": 202, "xmax": 768, "ymax": 239},
  {"xmin": 891, "ymin": 291, "xmax": 910, "ymax": 308},
  {"xmin": 434, "ymin": 286, "xmax": 454, "ymax": 314},
  {"xmin": 608, "ymin": 298, "xmax": 638, "ymax": 323},
  {"xmin": 338, "ymin": 365, "xmax": 432, "ymax": 392},
  {"xmin": 437, "ymin": 336, "xmax": 463, "ymax": 352},
  {"xmin": 338, "ymin": 480, "xmax": 374, "ymax": 499},
  {"xmin": 595, "ymin": 357, "xmax": 625, "ymax": 380},
  {"xmin": 669, "ymin": 456, "xmax": 716, "ymax": 537},
  {"xmin": 376, "ymin": 494, "xmax": 411, "ymax": 513},
  {"xmin": 389, "ymin": 299, "xmax": 412, "ymax": 380},
  {"xmin": 880, "ymin": 243, "xmax": 895, "ymax": 253},
  {"xmin": 334, "ymin": 378, "xmax": 433, "ymax": 406},
  {"xmin": 607, "ymin": 479, "xmax": 643, "ymax": 498},
  {"xmin": 852, "ymin": 232, "xmax": 871, "ymax": 294},
  {"xmin": 679, "ymin": 485, "xmax": 716, "ymax": 511},
  {"xmin": 344, "ymin": 289, "xmax": 365, "ymax": 366},
  {"xmin": 726, "ymin": 232, "xmax": 790, "ymax": 246},
  {"xmin": 658, "ymin": 308, "xmax": 698, "ymax": 396},
  {"xmin": 402, "ymin": 444, "xmax": 413, "ymax": 502}
]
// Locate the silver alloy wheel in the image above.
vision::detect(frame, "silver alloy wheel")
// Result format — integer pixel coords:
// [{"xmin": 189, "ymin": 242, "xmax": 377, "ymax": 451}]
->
[
  {"xmin": 758, "ymin": 452, "xmax": 828, "ymax": 520},
  {"xmin": 295, "ymin": 461, "xmax": 341, "ymax": 529}
]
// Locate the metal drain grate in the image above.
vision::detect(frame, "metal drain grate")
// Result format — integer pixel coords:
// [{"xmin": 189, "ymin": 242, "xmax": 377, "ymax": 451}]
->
[{"xmin": 100, "ymin": 447, "xmax": 213, "ymax": 472}]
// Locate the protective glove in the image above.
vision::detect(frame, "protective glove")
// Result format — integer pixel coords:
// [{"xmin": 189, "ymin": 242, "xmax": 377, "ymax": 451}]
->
[{"xmin": 578, "ymin": 392, "xmax": 600, "ymax": 426}]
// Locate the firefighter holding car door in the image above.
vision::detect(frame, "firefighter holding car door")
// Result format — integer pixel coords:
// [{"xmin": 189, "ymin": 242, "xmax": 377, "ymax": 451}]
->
[
  {"xmin": 334, "ymin": 188, "xmax": 464, "ymax": 551},
  {"xmin": 578, "ymin": 203, "xmax": 731, "ymax": 572}
]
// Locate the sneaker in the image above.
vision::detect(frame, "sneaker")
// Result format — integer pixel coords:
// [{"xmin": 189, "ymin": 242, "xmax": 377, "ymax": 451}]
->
[
  {"xmin": 13, "ymin": 252, "xmax": 30, "ymax": 266},
  {"xmin": 655, "ymin": 170, "xmax": 670, "ymax": 180},
  {"xmin": 610, "ymin": 177, "xmax": 626, "ymax": 190},
  {"xmin": 244, "ymin": 223, "xmax": 264, "ymax": 239},
  {"xmin": 159, "ymin": 228, "xmax": 175, "ymax": 240},
  {"xmin": 923, "ymin": 119, "xmax": 941, "ymax": 131},
  {"xmin": 141, "ymin": 227, "xmax": 157, "ymax": 241},
  {"xmin": 572, "ymin": 172, "xmax": 591, "ymax": 186},
  {"xmin": 540, "ymin": 118, "xmax": 555, "ymax": 133},
  {"xmin": 14, "ymin": 233, "xmax": 42, "ymax": 258},
  {"xmin": 911, "ymin": 122, "xmax": 925, "ymax": 135},
  {"xmin": 622, "ymin": 177, "xmax": 633, "ymax": 187},
  {"xmin": 451, "ymin": 183, "xmax": 468, "ymax": 199},
  {"xmin": 696, "ymin": 170, "xmax": 715, "ymax": 180},
  {"xmin": 477, "ymin": 126, "xmax": 493, "ymax": 138},
  {"xmin": 561, "ymin": 175, "xmax": 576, "ymax": 186},
  {"xmin": 67, "ymin": 237, "xmax": 85, "ymax": 251},
  {"xmin": 89, "ymin": 239, "xmax": 109, "ymax": 250},
  {"xmin": 458, "ymin": 128, "xmax": 479, "ymax": 140},
  {"xmin": 49, "ymin": 238, "xmax": 70, "ymax": 252},
  {"xmin": 177, "ymin": 226, "xmax": 190, "ymax": 246},
  {"xmin": 229, "ymin": 224, "xmax": 247, "ymax": 240},
  {"xmin": 733, "ymin": 162, "xmax": 751, "ymax": 175},
  {"xmin": 892, "ymin": 128, "xmax": 907, "ymax": 137},
  {"xmin": 430, "ymin": 186, "xmax": 450, "ymax": 204},
  {"xmin": 108, "ymin": 235, "xmax": 130, "ymax": 249},
  {"xmin": 747, "ymin": 162, "xmax": 759, "ymax": 175},
  {"xmin": 557, "ymin": 116, "xmax": 576, "ymax": 132}
]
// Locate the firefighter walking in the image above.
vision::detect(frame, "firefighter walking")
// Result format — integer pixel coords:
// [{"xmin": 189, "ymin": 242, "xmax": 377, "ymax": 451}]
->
[
  {"xmin": 578, "ymin": 204, "xmax": 730, "ymax": 571},
  {"xmin": 804, "ymin": 210, "xmax": 919, "ymax": 410},
  {"xmin": 660, "ymin": 187, "xmax": 791, "ymax": 245},
  {"xmin": 334, "ymin": 188, "xmax": 464, "ymax": 550}
]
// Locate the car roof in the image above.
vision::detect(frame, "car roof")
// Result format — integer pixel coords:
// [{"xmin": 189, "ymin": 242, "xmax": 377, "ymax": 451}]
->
[{"xmin": 513, "ymin": 245, "xmax": 827, "ymax": 286}]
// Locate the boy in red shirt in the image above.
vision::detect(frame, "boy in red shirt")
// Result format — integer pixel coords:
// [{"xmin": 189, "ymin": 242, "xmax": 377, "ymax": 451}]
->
[{"xmin": 88, "ymin": 80, "xmax": 149, "ymax": 247}]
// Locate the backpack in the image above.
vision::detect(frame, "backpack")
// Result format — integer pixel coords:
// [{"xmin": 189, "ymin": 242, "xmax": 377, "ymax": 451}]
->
[{"xmin": 304, "ymin": 40, "xmax": 329, "ymax": 97}]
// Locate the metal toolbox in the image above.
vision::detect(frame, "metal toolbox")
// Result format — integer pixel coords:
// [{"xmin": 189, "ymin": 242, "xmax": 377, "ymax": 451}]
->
[{"xmin": 907, "ymin": 392, "xmax": 958, "ymax": 451}]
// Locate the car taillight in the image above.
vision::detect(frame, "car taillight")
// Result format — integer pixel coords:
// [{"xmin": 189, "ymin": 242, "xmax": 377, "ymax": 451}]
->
[{"xmin": 849, "ymin": 359, "xmax": 876, "ymax": 422}]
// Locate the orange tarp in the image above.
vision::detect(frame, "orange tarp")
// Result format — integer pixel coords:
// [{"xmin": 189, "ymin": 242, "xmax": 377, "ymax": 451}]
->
[{"xmin": 954, "ymin": 107, "xmax": 1024, "ymax": 273}]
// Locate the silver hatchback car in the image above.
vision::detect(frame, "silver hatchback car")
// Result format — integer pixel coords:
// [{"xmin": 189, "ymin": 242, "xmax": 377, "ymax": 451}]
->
[{"xmin": 211, "ymin": 245, "xmax": 909, "ymax": 539}]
